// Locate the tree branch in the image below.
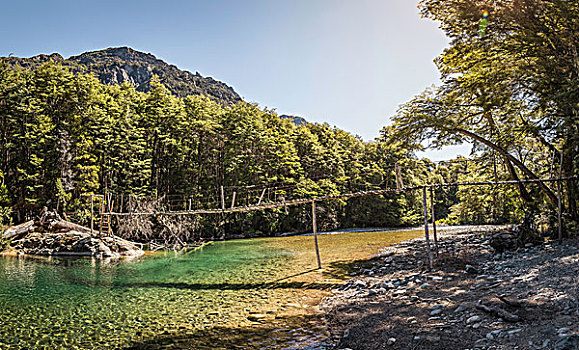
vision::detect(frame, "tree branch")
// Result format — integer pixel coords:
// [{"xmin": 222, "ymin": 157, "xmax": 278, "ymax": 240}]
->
[{"xmin": 453, "ymin": 127, "xmax": 558, "ymax": 205}]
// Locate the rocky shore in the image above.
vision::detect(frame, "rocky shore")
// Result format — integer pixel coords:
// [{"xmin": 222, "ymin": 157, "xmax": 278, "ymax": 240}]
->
[
  {"xmin": 321, "ymin": 228, "xmax": 579, "ymax": 350},
  {"xmin": 1, "ymin": 210, "xmax": 144, "ymax": 258}
]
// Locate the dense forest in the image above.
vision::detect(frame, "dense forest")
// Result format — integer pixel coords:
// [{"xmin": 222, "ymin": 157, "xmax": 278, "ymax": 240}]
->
[
  {"xmin": 0, "ymin": 61, "xmax": 498, "ymax": 241},
  {"xmin": 1, "ymin": 0, "xmax": 578, "ymax": 242}
]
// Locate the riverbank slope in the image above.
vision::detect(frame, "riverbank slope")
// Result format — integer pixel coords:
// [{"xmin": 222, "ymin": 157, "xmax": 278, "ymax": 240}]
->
[{"xmin": 321, "ymin": 229, "xmax": 579, "ymax": 350}]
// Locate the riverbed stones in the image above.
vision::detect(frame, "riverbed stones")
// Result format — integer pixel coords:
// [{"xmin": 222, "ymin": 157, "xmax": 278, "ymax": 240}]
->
[{"xmin": 322, "ymin": 226, "xmax": 579, "ymax": 350}]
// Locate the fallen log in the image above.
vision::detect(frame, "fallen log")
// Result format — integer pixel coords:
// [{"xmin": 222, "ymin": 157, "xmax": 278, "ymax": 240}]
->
[
  {"xmin": 497, "ymin": 294, "xmax": 525, "ymax": 308},
  {"xmin": 476, "ymin": 300, "xmax": 520, "ymax": 322},
  {"xmin": 3, "ymin": 220, "xmax": 35, "ymax": 241},
  {"xmin": 51, "ymin": 220, "xmax": 94, "ymax": 234}
]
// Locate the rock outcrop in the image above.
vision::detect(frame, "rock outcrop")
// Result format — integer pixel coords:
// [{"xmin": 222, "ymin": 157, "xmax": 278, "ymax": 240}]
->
[
  {"xmin": 2, "ymin": 210, "xmax": 144, "ymax": 258},
  {"xmin": 2, "ymin": 47, "xmax": 242, "ymax": 105}
]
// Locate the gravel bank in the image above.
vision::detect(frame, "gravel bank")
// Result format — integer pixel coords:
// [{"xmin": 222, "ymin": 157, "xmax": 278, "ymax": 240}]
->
[{"xmin": 321, "ymin": 228, "xmax": 579, "ymax": 350}]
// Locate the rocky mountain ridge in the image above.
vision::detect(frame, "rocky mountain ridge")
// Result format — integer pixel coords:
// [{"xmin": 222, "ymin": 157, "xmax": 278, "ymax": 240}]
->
[{"xmin": 2, "ymin": 47, "xmax": 242, "ymax": 104}]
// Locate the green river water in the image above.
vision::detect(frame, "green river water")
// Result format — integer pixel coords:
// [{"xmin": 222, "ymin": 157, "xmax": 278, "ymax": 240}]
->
[{"xmin": 0, "ymin": 229, "xmax": 422, "ymax": 349}]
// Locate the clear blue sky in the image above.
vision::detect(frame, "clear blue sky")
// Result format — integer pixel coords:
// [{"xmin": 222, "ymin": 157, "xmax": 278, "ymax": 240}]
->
[{"xmin": 0, "ymin": 0, "xmax": 469, "ymax": 160}]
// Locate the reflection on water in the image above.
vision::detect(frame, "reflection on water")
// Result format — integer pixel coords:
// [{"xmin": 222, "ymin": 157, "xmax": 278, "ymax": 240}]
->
[{"xmin": 0, "ymin": 229, "xmax": 422, "ymax": 349}]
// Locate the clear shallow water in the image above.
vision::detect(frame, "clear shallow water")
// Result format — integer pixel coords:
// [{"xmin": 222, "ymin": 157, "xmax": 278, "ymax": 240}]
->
[{"xmin": 0, "ymin": 229, "xmax": 422, "ymax": 349}]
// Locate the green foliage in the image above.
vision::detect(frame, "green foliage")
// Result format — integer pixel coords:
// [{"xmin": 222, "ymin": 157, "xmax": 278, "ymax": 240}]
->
[
  {"xmin": 0, "ymin": 61, "xmax": 425, "ymax": 238},
  {"xmin": 384, "ymin": 0, "xmax": 579, "ymax": 228}
]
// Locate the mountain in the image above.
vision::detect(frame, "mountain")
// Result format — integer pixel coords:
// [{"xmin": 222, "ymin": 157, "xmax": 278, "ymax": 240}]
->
[
  {"xmin": 279, "ymin": 115, "xmax": 308, "ymax": 126},
  {"xmin": 2, "ymin": 47, "xmax": 242, "ymax": 105}
]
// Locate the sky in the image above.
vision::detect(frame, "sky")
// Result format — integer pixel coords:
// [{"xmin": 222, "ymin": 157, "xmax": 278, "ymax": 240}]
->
[{"xmin": 0, "ymin": 0, "xmax": 469, "ymax": 160}]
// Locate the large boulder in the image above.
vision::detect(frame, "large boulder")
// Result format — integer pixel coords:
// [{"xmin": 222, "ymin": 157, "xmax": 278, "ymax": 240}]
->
[{"xmin": 489, "ymin": 215, "xmax": 543, "ymax": 253}]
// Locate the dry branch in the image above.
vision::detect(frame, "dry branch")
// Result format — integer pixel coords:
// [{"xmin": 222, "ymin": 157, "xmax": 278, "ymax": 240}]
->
[{"xmin": 476, "ymin": 300, "xmax": 520, "ymax": 322}]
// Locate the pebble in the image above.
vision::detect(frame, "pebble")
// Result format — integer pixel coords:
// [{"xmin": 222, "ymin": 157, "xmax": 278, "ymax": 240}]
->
[
  {"xmin": 430, "ymin": 309, "xmax": 442, "ymax": 316},
  {"xmin": 507, "ymin": 328, "xmax": 522, "ymax": 337},
  {"xmin": 465, "ymin": 264, "xmax": 478, "ymax": 273},
  {"xmin": 387, "ymin": 337, "xmax": 396, "ymax": 346},
  {"xmin": 455, "ymin": 303, "xmax": 470, "ymax": 313},
  {"xmin": 426, "ymin": 335, "xmax": 441, "ymax": 342},
  {"xmin": 557, "ymin": 327, "xmax": 570, "ymax": 335},
  {"xmin": 467, "ymin": 315, "xmax": 481, "ymax": 324},
  {"xmin": 486, "ymin": 330, "xmax": 502, "ymax": 340}
]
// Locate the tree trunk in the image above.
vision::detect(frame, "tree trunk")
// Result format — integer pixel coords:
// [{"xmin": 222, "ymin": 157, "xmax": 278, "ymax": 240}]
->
[
  {"xmin": 505, "ymin": 158, "xmax": 532, "ymax": 205},
  {"xmin": 562, "ymin": 143, "xmax": 578, "ymax": 219},
  {"xmin": 453, "ymin": 128, "xmax": 559, "ymax": 205}
]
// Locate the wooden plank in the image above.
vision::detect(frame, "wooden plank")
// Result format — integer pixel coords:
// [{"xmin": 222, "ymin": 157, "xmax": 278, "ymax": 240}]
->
[
  {"xmin": 422, "ymin": 186, "xmax": 434, "ymax": 270},
  {"xmin": 430, "ymin": 186, "xmax": 439, "ymax": 257},
  {"xmin": 558, "ymin": 153, "xmax": 563, "ymax": 243},
  {"xmin": 257, "ymin": 188, "xmax": 266, "ymax": 205},
  {"xmin": 90, "ymin": 194, "xmax": 94, "ymax": 233},
  {"xmin": 312, "ymin": 201, "xmax": 322, "ymax": 269}
]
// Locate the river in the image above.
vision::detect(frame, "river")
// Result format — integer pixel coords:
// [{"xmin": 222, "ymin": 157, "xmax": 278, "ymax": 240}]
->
[{"xmin": 0, "ymin": 229, "xmax": 423, "ymax": 349}]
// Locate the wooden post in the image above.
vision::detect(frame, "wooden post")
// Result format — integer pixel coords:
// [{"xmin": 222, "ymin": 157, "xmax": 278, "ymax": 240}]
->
[
  {"xmin": 107, "ymin": 193, "xmax": 113, "ymax": 213},
  {"xmin": 430, "ymin": 186, "xmax": 439, "ymax": 257},
  {"xmin": 257, "ymin": 188, "xmax": 266, "ymax": 206},
  {"xmin": 189, "ymin": 198, "xmax": 192, "ymax": 211},
  {"xmin": 231, "ymin": 191, "xmax": 236, "ymax": 209},
  {"xmin": 395, "ymin": 165, "xmax": 400, "ymax": 190},
  {"xmin": 107, "ymin": 199, "xmax": 114, "ymax": 236},
  {"xmin": 422, "ymin": 186, "xmax": 434, "ymax": 270},
  {"xmin": 90, "ymin": 194, "xmax": 94, "ymax": 233},
  {"xmin": 98, "ymin": 193, "xmax": 105, "ymax": 239},
  {"xmin": 312, "ymin": 201, "xmax": 322, "ymax": 269},
  {"xmin": 558, "ymin": 153, "xmax": 563, "ymax": 244},
  {"xmin": 220, "ymin": 186, "xmax": 225, "ymax": 210}
]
